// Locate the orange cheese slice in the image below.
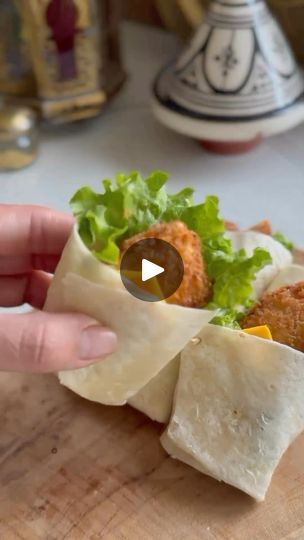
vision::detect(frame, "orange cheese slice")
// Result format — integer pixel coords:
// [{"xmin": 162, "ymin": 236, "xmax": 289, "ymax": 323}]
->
[
  {"xmin": 243, "ymin": 325, "xmax": 273, "ymax": 340},
  {"xmin": 122, "ymin": 270, "xmax": 164, "ymax": 298}
]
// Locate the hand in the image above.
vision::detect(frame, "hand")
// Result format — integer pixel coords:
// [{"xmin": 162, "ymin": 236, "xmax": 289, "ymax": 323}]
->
[{"xmin": 0, "ymin": 205, "xmax": 117, "ymax": 373}]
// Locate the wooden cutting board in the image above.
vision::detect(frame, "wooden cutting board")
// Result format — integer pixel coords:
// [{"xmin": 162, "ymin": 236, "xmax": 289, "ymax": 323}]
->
[{"xmin": 1, "ymin": 250, "xmax": 304, "ymax": 540}]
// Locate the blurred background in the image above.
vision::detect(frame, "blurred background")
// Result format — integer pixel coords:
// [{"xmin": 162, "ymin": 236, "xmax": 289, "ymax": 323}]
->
[{"xmin": 0, "ymin": 0, "xmax": 303, "ymax": 245}]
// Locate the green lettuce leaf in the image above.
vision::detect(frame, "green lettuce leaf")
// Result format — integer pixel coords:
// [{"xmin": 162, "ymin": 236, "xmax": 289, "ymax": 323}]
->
[
  {"xmin": 209, "ymin": 309, "xmax": 242, "ymax": 330},
  {"xmin": 70, "ymin": 170, "xmax": 272, "ymax": 325},
  {"xmin": 273, "ymin": 231, "xmax": 294, "ymax": 252},
  {"xmin": 181, "ymin": 197, "xmax": 272, "ymax": 313},
  {"xmin": 70, "ymin": 187, "xmax": 127, "ymax": 263},
  {"xmin": 206, "ymin": 248, "xmax": 272, "ymax": 311},
  {"xmin": 70, "ymin": 171, "xmax": 194, "ymax": 264},
  {"xmin": 181, "ymin": 196, "xmax": 225, "ymax": 240}
]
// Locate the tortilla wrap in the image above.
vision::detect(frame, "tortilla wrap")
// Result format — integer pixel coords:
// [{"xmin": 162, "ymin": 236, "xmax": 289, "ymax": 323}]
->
[
  {"xmin": 45, "ymin": 226, "xmax": 214, "ymax": 404},
  {"xmin": 161, "ymin": 325, "xmax": 304, "ymax": 501},
  {"xmin": 128, "ymin": 231, "xmax": 292, "ymax": 421},
  {"xmin": 45, "ymin": 226, "xmax": 122, "ymax": 293},
  {"xmin": 161, "ymin": 431, "xmax": 214, "ymax": 478},
  {"xmin": 227, "ymin": 231, "xmax": 292, "ymax": 298},
  {"xmin": 128, "ymin": 355, "xmax": 180, "ymax": 422}
]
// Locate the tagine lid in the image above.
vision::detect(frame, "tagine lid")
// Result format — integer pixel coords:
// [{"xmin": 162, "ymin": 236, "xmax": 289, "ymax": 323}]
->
[{"xmin": 152, "ymin": 0, "xmax": 304, "ymax": 141}]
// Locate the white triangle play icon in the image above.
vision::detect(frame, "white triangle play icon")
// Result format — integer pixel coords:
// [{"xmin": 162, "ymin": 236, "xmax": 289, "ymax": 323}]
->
[{"xmin": 142, "ymin": 258, "xmax": 165, "ymax": 282}]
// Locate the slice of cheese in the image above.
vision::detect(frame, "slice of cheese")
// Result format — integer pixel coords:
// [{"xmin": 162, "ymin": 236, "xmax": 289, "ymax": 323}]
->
[
  {"xmin": 243, "ymin": 325, "xmax": 272, "ymax": 340},
  {"xmin": 122, "ymin": 270, "xmax": 164, "ymax": 299}
]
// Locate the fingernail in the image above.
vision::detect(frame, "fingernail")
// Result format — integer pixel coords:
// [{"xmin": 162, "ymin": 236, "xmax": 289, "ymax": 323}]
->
[{"xmin": 79, "ymin": 326, "xmax": 117, "ymax": 360}]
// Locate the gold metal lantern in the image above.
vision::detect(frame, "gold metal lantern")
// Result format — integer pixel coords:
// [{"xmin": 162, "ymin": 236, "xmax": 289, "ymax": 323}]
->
[{"xmin": 0, "ymin": 0, "xmax": 125, "ymax": 123}]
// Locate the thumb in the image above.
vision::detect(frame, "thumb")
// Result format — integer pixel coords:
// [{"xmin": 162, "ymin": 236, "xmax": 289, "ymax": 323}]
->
[{"xmin": 0, "ymin": 311, "xmax": 117, "ymax": 373}]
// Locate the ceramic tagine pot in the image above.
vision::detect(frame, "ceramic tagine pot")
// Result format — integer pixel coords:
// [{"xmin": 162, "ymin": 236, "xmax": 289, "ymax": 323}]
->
[{"xmin": 152, "ymin": 0, "xmax": 304, "ymax": 154}]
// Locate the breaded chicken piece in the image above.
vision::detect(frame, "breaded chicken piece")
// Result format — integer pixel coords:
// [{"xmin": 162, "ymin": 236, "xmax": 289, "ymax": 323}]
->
[
  {"xmin": 249, "ymin": 219, "xmax": 272, "ymax": 236},
  {"xmin": 224, "ymin": 219, "xmax": 272, "ymax": 235},
  {"xmin": 121, "ymin": 220, "xmax": 212, "ymax": 308},
  {"xmin": 224, "ymin": 220, "xmax": 238, "ymax": 231},
  {"xmin": 241, "ymin": 282, "xmax": 304, "ymax": 352}
]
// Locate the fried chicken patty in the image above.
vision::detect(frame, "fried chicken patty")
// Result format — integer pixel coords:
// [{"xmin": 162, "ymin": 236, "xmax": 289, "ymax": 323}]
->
[
  {"xmin": 241, "ymin": 281, "xmax": 304, "ymax": 352},
  {"xmin": 121, "ymin": 220, "xmax": 212, "ymax": 308}
]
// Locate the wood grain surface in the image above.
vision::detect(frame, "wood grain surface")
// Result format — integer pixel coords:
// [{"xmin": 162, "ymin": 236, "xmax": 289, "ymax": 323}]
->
[
  {"xmin": 1, "ymin": 250, "xmax": 304, "ymax": 539},
  {"xmin": 0, "ymin": 370, "xmax": 304, "ymax": 540}
]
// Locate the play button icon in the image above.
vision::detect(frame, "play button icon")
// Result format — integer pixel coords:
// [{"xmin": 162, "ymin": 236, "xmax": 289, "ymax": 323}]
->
[
  {"xmin": 120, "ymin": 238, "xmax": 184, "ymax": 302},
  {"xmin": 142, "ymin": 259, "xmax": 164, "ymax": 282}
]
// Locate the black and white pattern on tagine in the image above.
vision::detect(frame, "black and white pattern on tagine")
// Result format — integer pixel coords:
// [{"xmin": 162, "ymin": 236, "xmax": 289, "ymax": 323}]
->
[
  {"xmin": 214, "ymin": 44, "xmax": 238, "ymax": 78},
  {"xmin": 154, "ymin": 0, "xmax": 304, "ymax": 121}
]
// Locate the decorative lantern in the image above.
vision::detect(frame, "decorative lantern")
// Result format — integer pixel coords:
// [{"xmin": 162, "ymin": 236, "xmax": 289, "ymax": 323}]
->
[{"xmin": 0, "ymin": 0, "xmax": 125, "ymax": 123}]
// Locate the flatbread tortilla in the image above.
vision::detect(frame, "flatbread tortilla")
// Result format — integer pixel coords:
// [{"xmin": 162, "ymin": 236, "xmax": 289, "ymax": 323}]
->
[
  {"xmin": 161, "ymin": 325, "xmax": 304, "ymax": 501},
  {"xmin": 227, "ymin": 231, "xmax": 292, "ymax": 298},
  {"xmin": 161, "ymin": 431, "xmax": 214, "ymax": 478},
  {"xmin": 46, "ymin": 226, "xmax": 122, "ymax": 295},
  {"xmin": 45, "ymin": 227, "xmax": 292, "ymax": 414},
  {"xmin": 45, "ymin": 226, "xmax": 214, "ymax": 405},
  {"xmin": 46, "ymin": 271, "xmax": 213, "ymax": 405},
  {"xmin": 128, "ymin": 355, "xmax": 180, "ymax": 423}
]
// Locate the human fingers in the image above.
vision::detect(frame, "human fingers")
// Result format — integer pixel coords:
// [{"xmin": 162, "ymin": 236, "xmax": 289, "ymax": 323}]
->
[
  {"xmin": 0, "ymin": 204, "xmax": 74, "ymax": 256},
  {"xmin": 0, "ymin": 270, "xmax": 51, "ymax": 309},
  {"xmin": 0, "ymin": 254, "xmax": 61, "ymax": 275},
  {"xmin": 0, "ymin": 311, "xmax": 117, "ymax": 373}
]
